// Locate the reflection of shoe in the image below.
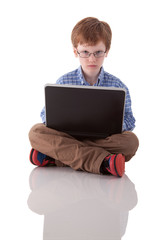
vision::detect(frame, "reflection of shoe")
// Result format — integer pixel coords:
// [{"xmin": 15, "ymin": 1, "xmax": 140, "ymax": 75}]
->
[
  {"xmin": 102, "ymin": 154, "xmax": 125, "ymax": 177},
  {"xmin": 29, "ymin": 148, "xmax": 56, "ymax": 167}
]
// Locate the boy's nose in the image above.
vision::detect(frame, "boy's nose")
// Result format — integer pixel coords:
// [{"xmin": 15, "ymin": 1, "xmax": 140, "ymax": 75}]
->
[{"xmin": 88, "ymin": 53, "xmax": 96, "ymax": 62}]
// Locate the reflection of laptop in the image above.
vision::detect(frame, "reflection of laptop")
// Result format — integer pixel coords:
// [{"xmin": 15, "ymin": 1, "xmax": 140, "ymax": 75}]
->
[{"xmin": 45, "ymin": 84, "xmax": 126, "ymax": 138}]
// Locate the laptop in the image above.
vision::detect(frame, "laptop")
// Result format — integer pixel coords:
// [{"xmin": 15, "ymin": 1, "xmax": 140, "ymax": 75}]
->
[{"xmin": 45, "ymin": 84, "xmax": 126, "ymax": 138}]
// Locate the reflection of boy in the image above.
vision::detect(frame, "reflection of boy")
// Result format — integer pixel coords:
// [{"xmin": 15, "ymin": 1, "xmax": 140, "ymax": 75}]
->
[
  {"xmin": 29, "ymin": 17, "xmax": 139, "ymax": 177},
  {"xmin": 28, "ymin": 168, "xmax": 138, "ymax": 239}
]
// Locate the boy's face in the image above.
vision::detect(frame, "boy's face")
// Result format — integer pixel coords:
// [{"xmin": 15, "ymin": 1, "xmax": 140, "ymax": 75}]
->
[{"xmin": 74, "ymin": 41, "xmax": 108, "ymax": 76}]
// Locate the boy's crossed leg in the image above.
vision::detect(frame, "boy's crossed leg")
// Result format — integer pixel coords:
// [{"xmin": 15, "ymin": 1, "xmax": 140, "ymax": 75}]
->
[{"xmin": 29, "ymin": 123, "xmax": 139, "ymax": 177}]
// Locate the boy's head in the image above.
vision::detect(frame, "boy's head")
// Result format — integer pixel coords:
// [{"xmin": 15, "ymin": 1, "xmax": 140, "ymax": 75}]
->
[
  {"xmin": 71, "ymin": 17, "xmax": 112, "ymax": 82},
  {"xmin": 71, "ymin": 17, "xmax": 112, "ymax": 51}
]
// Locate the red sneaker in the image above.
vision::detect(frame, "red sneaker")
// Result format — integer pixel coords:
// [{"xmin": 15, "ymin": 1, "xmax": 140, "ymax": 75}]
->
[
  {"xmin": 29, "ymin": 149, "xmax": 56, "ymax": 167},
  {"xmin": 103, "ymin": 154, "xmax": 125, "ymax": 177}
]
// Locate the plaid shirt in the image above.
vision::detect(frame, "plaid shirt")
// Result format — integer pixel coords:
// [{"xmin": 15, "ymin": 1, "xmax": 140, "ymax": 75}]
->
[{"xmin": 41, "ymin": 66, "xmax": 136, "ymax": 131}]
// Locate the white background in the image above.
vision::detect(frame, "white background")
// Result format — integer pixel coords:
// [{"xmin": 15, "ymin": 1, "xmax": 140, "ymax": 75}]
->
[{"xmin": 0, "ymin": 0, "xmax": 160, "ymax": 239}]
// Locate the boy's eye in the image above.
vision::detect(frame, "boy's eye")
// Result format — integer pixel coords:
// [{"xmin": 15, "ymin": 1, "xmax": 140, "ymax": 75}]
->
[
  {"xmin": 95, "ymin": 51, "xmax": 103, "ymax": 56},
  {"xmin": 78, "ymin": 51, "xmax": 90, "ymax": 58},
  {"xmin": 82, "ymin": 51, "xmax": 89, "ymax": 55}
]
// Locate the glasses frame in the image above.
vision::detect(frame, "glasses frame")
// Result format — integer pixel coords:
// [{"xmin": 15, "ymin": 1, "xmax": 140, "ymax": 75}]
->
[{"xmin": 77, "ymin": 50, "xmax": 107, "ymax": 58}]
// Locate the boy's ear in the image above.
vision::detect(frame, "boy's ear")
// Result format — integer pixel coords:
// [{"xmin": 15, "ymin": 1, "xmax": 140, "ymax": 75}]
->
[
  {"xmin": 105, "ymin": 50, "xmax": 109, "ymax": 58},
  {"xmin": 73, "ymin": 48, "xmax": 78, "ymax": 58}
]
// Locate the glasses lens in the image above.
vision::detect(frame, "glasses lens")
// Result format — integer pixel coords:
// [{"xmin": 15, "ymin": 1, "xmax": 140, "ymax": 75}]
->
[
  {"xmin": 94, "ymin": 51, "xmax": 105, "ymax": 58},
  {"xmin": 79, "ymin": 51, "xmax": 90, "ymax": 58}
]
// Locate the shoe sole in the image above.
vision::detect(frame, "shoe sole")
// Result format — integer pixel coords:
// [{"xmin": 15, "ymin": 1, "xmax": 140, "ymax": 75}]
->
[
  {"xmin": 30, "ymin": 148, "xmax": 36, "ymax": 165},
  {"xmin": 114, "ymin": 154, "xmax": 125, "ymax": 177}
]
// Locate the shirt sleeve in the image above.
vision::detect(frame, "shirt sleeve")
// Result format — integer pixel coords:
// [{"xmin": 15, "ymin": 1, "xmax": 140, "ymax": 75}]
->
[
  {"xmin": 56, "ymin": 78, "xmax": 62, "ymax": 84},
  {"xmin": 122, "ymin": 87, "xmax": 136, "ymax": 131},
  {"xmin": 40, "ymin": 106, "xmax": 46, "ymax": 124}
]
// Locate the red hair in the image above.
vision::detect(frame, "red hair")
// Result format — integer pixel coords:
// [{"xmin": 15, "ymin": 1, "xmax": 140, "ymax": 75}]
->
[{"xmin": 71, "ymin": 17, "xmax": 112, "ymax": 51}]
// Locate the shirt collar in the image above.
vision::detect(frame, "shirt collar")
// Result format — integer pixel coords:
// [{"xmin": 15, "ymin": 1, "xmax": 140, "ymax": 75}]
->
[{"xmin": 77, "ymin": 66, "xmax": 105, "ymax": 86}]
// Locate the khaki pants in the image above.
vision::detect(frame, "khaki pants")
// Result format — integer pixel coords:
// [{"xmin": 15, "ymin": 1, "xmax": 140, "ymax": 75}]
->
[{"xmin": 29, "ymin": 123, "xmax": 139, "ymax": 174}]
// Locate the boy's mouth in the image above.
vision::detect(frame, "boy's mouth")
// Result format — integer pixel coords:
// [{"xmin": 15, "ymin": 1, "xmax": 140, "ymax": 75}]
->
[{"xmin": 87, "ymin": 65, "xmax": 97, "ymax": 68}]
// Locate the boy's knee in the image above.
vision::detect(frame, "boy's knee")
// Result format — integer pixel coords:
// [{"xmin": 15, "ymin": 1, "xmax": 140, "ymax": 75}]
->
[
  {"xmin": 128, "ymin": 132, "xmax": 139, "ymax": 151},
  {"xmin": 123, "ymin": 131, "xmax": 139, "ymax": 160},
  {"xmin": 28, "ymin": 123, "xmax": 44, "ymax": 142}
]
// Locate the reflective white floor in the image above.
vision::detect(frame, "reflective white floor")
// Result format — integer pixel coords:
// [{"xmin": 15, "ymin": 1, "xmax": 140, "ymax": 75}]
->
[
  {"xmin": 1, "ymin": 128, "xmax": 160, "ymax": 240},
  {"xmin": 28, "ymin": 168, "xmax": 137, "ymax": 240}
]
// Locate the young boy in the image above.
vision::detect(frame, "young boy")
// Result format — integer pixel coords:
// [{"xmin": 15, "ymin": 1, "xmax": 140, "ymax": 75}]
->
[{"xmin": 29, "ymin": 17, "xmax": 139, "ymax": 177}]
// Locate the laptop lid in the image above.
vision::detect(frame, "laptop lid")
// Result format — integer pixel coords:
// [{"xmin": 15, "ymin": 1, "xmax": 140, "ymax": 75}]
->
[{"xmin": 45, "ymin": 84, "xmax": 126, "ymax": 138}]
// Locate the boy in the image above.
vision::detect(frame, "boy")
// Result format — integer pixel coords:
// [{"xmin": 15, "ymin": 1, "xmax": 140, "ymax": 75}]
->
[{"xmin": 29, "ymin": 17, "xmax": 139, "ymax": 177}]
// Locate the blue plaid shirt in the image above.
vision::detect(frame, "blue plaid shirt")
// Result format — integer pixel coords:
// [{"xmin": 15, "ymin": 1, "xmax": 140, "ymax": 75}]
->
[{"xmin": 41, "ymin": 66, "xmax": 135, "ymax": 131}]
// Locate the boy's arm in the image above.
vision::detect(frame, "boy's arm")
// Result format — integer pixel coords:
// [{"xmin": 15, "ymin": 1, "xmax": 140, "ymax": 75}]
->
[
  {"xmin": 40, "ymin": 106, "xmax": 46, "ymax": 124},
  {"xmin": 122, "ymin": 88, "xmax": 136, "ymax": 132},
  {"xmin": 123, "ymin": 113, "xmax": 135, "ymax": 132}
]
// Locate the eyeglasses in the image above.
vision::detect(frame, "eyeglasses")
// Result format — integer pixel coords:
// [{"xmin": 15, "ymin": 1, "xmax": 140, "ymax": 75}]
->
[{"xmin": 77, "ymin": 50, "xmax": 107, "ymax": 58}]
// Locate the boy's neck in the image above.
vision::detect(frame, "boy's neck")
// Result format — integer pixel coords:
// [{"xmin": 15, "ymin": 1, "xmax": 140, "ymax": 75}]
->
[{"xmin": 82, "ymin": 70, "xmax": 99, "ymax": 86}]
